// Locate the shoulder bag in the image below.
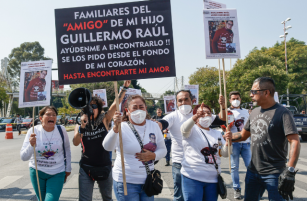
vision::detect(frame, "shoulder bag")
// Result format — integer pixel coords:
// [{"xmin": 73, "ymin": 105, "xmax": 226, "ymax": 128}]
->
[
  {"xmin": 127, "ymin": 121, "xmax": 163, "ymax": 197},
  {"xmin": 199, "ymin": 128, "xmax": 227, "ymax": 199}
]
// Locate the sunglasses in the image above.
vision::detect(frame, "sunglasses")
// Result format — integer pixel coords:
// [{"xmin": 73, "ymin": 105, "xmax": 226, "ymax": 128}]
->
[
  {"xmin": 250, "ymin": 89, "xmax": 267, "ymax": 95},
  {"xmin": 91, "ymin": 104, "xmax": 98, "ymax": 109}
]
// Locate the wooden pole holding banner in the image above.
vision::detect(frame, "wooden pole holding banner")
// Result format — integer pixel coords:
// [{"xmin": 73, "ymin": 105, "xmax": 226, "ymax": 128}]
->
[
  {"xmin": 113, "ymin": 81, "xmax": 128, "ymax": 195},
  {"xmin": 32, "ymin": 107, "xmax": 42, "ymax": 201},
  {"xmin": 218, "ymin": 59, "xmax": 223, "ymax": 118},
  {"xmin": 222, "ymin": 58, "xmax": 232, "ymax": 172}
]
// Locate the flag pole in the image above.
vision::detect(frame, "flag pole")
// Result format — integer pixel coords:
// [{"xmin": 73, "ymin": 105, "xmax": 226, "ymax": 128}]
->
[
  {"xmin": 32, "ymin": 107, "xmax": 42, "ymax": 201},
  {"xmin": 222, "ymin": 58, "xmax": 231, "ymax": 172},
  {"xmin": 218, "ymin": 59, "xmax": 223, "ymax": 118}
]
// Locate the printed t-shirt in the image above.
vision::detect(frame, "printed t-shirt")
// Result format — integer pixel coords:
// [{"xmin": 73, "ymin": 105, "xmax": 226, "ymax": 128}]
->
[
  {"xmin": 212, "ymin": 27, "xmax": 234, "ymax": 53},
  {"xmin": 229, "ymin": 108, "xmax": 250, "ymax": 143},
  {"xmin": 181, "ymin": 126, "xmax": 226, "ymax": 183},
  {"xmin": 163, "ymin": 110, "xmax": 218, "ymax": 164},
  {"xmin": 80, "ymin": 122, "xmax": 111, "ymax": 167},
  {"xmin": 25, "ymin": 78, "xmax": 46, "ymax": 102},
  {"xmin": 20, "ymin": 125, "xmax": 71, "ymax": 175},
  {"xmin": 244, "ymin": 103, "xmax": 297, "ymax": 174},
  {"xmin": 111, "ymin": 120, "xmax": 166, "ymax": 184}
]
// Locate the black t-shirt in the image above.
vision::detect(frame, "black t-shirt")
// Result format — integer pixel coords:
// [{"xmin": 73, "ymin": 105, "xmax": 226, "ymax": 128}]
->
[
  {"xmin": 244, "ymin": 103, "xmax": 297, "ymax": 174},
  {"xmin": 152, "ymin": 114, "xmax": 165, "ymax": 121},
  {"xmin": 80, "ymin": 122, "xmax": 111, "ymax": 167}
]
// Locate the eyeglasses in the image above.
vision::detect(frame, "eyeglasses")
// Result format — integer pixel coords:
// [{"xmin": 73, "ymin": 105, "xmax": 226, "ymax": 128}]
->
[
  {"xmin": 250, "ymin": 89, "xmax": 267, "ymax": 95},
  {"xmin": 227, "ymin": 23, "xmax": 233, "ymax": 26},
  {"xmin": 91, "ymin": 104, "xmax": 98, "ymax": 109}
]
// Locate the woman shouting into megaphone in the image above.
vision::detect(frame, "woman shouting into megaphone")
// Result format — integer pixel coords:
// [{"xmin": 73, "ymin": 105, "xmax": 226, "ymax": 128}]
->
[{"xmin": 72, "ymin": 80, "xmax": 131, "ymax": 201}]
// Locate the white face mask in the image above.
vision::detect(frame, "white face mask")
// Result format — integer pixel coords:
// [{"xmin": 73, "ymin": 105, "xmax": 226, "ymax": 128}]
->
[
  {"xmin": 129, "ymin": 110, "xmax": 147, "ymax": 124},
  {"xmin": 198, "ymin": 116, "xmax": 212, "ymax": 128},
  {"xmin": 232, "ymin": 100, "xmax": 241, "ymax": 108},
  {"xmin": 178, "ymin": 105, "xmax": 192, "ymax": 115}
]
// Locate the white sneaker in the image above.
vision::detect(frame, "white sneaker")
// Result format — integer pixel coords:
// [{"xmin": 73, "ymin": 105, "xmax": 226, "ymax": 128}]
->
[{"xmin": 234, "ymin": 189, "xmax": 241, "ymax": 199}]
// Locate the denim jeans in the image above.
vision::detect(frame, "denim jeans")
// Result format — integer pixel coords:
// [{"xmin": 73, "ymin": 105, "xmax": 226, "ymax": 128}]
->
[
  {"xmin": 182, "ymin": 175, "xmax": 218, "ymax": 201},
  {"xmin": 172, "ymin": 162, "xmax": 184, "ymax": 201},
  {"xmin": 113, "ymin": 180, "xmax": 154, "ymax": 201},
  {"xmin": 244, "ymin": 169, "xmax": 285, "ymax": 201},
  {"xmin": 29, "ymin": 168, "xmax": 65, "ymax": 201},
  {"xmin": 165, "ymin": 139, "xmax": 172, "ymax": 162},
  {"xmin": 79, "ymin": 167, "xmax": 113, "ymax": 201},
  {"xmin": 231, "ymin": 142, "xmax": 251, "ymax": 190}
]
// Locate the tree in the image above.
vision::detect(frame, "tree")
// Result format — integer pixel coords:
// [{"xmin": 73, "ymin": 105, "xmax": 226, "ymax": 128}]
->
[
  {"xmin": 227, "ymin": 51, "xmax": 289, "ymax": 103},
  {"xmin": 57, "ymin": 94, "xmax": 79, "ymax": 117},
  {"xmin": 0, "ymin": 81, "xmax": 9, "ymax": 110},
  {"xmin": 255, "ymin": 38, "xmax": 307, "ymax": 94},
  {"xmin": 7, "ymin": 42, "xmax": 52, "ymax": 87},
  {"xmin": 189, "ymin": 66, "xmax": 223, "ymax": 112}
]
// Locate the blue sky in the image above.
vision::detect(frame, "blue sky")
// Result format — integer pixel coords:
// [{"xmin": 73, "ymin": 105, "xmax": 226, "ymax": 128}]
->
[{"xmin": 0, "ymin": 0, "xmax": 306, "ymax": 94}]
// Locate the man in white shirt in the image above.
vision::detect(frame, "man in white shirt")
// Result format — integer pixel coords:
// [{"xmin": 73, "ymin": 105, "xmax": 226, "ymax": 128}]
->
[
  {"xmin": 158, "ymin": 90, "xmax": 226, "ymax": 201},
  {"xmin": 227, "ymin": 91, "xmax": 251, "ymax": 199}
]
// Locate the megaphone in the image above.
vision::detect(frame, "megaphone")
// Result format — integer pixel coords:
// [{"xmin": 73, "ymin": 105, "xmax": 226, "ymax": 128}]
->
[
  {"xmin": 68, "ymin": 88, "xmax": 94, "ymax": 130},
  {"xmin": 68, "ymin": 88, "xmax": 92, "ymax": 109}
]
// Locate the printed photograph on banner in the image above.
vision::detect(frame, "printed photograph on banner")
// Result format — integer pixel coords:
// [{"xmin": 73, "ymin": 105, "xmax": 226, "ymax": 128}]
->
[
  {"xmin": 55, "ymin": 0, "xmax": 176, "ymax": 85},
  {"xmin": 93, "ymin": 89, "xmax": 108, "ymax": 108},
  {"xmin": 119, "ymin": 87, "xmax": 142, "ymax": 113},
  {"xmin": 184, "ymin": 85, "xmax": 199, "ymax": 105},
  {"xmin": 203, "ymin": 9, "xmax": 241, "ymax": 59},
  {"xmin": 18, "ymin": 60, "xmax": 52, "ymax": 108},
  {"xmin": 203, "ymin": 0, "xmax": 226, "ymax": 9},
  {"xmin": 164, "ymin": 95, "xmax": 176, "ymax": 114},
  {"xmin": 51, "ymin": 80, "xmax": 64, "ymax": 93}
]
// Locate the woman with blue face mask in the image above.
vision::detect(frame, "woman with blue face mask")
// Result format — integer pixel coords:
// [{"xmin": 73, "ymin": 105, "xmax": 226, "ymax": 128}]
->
[
  {"xmin": 103, "ymin": 95, "xmax": 167, "ymax": 201},
  {"xmin": 180, "ymin": 103, "xmax": 233, "ymax": 201}
]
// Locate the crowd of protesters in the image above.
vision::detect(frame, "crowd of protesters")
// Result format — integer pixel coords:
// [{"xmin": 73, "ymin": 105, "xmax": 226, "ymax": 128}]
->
[{"xmin": 20, "ymin": 77, "xmax": 300, "ymax": 201}]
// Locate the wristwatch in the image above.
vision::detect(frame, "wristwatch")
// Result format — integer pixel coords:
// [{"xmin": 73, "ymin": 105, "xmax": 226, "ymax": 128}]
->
[{"xmin": 288, "ymin": 166, "xmax": 295, "ymax": 172}]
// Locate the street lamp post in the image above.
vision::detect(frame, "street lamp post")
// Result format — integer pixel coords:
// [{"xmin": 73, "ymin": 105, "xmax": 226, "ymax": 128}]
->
[{"xmin": 280, "ymin": 18, "xmax": 292, "ymax": 106}]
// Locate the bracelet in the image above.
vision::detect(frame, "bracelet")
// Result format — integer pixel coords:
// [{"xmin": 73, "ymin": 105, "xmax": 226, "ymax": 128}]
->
[
  {"xmin": 222, "ymin": 108, "xmax": 225, "ymax": 110},
  {"xmin": 123, "ymin": 86, "xmax": 129, "ymax": 90},
  {"xmin": 79, "ymin": 126, "xmax": 86, "ymax": 134}
]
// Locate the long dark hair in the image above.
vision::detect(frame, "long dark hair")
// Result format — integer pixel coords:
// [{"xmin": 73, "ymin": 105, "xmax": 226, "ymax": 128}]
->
[{"xmin": 122, "ymin": 95, "xmax": 151, "ymax": 121}]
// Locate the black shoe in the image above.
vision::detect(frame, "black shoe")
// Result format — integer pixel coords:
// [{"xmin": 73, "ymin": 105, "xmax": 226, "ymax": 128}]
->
[{"xmin": 165, "ymin": 161, "xmax": 170, "ymax": 166}]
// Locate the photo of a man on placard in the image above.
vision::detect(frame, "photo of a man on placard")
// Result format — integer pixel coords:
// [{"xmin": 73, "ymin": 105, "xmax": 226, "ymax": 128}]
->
[
  {"xmin": 210, "ymin": 20, "xmax": 234, "ymax": 53},
  {"xmin": 24, "ymin": 70, "xmax": 47, "ymax": 102}
]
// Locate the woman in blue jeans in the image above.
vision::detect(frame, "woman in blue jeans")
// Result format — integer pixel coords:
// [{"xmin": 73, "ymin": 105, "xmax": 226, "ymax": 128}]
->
[
  {"xmin": 103, "ymin": 95, "xmax": 167, "ymax": 201},
  {"xmin": 180, "ymin": 103, "xmax": 232, "ymax": 201},
  {"xmin": 20, "ymin": 106, "xmax": 71, "ymax": 201}
]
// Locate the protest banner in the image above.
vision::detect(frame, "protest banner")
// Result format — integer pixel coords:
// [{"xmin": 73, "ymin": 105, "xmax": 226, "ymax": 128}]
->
[
  {"xmin": 164, "ymin": 95, "xmax": 176, "ymax": 114},
  {"xmin": 18, "ymin": 60, "xmax": 52, "ymax": 108},
  {"xmin": 203, "ymin": 0, "xmax": 226, "ymax": 9},
  {"xmin": 55, "ymin": 0, "xmax": 176, "ymax": 85},
  {"xmin": 184, "ymin": 85, "xmax": 199, "ymax": 105},
  {"xmin": 93, "ymin": 89, "xmax": 108, "ymax": 107},
  {"xmin": 119, "ymin": 87, "xmax": 142, "ymax": 113},
  {"xmin": 52, "ymin": 80, "xmax": 64, "ymax": 93},
  {"xmin": 203, "ymin": 9, "xmax": 241, "ymax": 59}
]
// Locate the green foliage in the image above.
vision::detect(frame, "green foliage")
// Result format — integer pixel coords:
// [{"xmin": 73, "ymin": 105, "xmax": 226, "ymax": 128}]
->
[
  {"xmin": 7, "ymin": 42, "xmax": 52, "ymax": 86},
  {"xmin": 228, "ymin": 51, "xmax": 289, "ymax": 102},
  {"xmin": 0, "ymin": 81, "xmax": 9, "ymax": 109},
  {"xmin": 57, "ymin": 93, "xmax": 79, "ymax": 116},
  {"xmin": 189, "ymin": 66, "xmax": 223, "ymax": 112},
  {"xmin": 256, "ymin": 37, "xmax": 307, "ymax": 94}
]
